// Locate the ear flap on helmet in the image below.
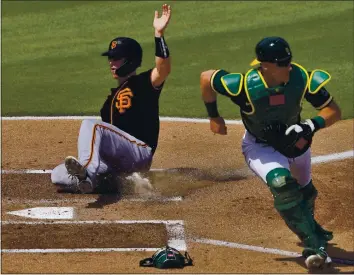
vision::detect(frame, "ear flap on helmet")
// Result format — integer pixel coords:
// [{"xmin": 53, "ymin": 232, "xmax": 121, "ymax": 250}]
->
[{"xmin": 115, "ymin": 58, "xmax": 142, "ymax": 77}]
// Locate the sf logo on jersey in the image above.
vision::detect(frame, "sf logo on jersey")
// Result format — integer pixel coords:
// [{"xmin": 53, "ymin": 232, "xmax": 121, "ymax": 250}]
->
[{"xmin": 115, "ymin": 88, "xmax": 133, "ymax": 114}]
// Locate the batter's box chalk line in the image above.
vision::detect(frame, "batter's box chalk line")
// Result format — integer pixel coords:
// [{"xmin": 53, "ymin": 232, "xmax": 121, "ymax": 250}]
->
[
  {"xmin": 191, "ymin": 237, "xmax": 354, "ymax": 266},
  {"xmin": 1, "ymin": 150, "xmax": 353, "ymax": 176},
  {"xmin": 1, "ymin": 116, "xmax": 244, "ymax": 124},
  {"xmin": 2, "ymin": 219, "xmax": 353, "ymax": 266},
  {"xmin": 1, "ymin": 220, "xmax": 187, "ymax": 253}
]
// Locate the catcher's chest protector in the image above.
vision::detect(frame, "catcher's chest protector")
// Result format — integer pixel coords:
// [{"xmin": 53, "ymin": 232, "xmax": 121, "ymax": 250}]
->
[{"xmin": 242, "ymin": 63, "xmax": 309, "ymax": 139}]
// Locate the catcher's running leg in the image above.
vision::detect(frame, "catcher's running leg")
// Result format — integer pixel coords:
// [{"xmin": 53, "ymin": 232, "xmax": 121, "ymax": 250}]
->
[
  {"xmin": 242, "ymin": 131, "xmax": 330, "ymax": 269},
  {"xmin": 290, "ymin": 149, "xmax": 333, "ymax": 242}
]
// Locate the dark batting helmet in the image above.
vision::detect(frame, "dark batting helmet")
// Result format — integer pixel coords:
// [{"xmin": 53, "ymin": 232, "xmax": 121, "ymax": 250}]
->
[
  {"xmin": 250, "ymin": 36, "xmax": 292, "ymax": 67},
  {"xmin": 102, "ymin": 37, "xmax": 143, "ymax": 77}
]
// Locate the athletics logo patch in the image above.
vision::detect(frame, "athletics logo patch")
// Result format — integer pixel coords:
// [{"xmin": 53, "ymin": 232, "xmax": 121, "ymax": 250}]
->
[{"xmin": 115, "ymin": 88, "xmax": 133, "ymax": 114}]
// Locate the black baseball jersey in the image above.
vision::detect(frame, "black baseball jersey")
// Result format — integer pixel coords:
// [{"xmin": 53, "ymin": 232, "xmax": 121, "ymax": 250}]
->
[{"xmin": 100, "ymin": 69, "xmax": 163, "ymax": 153}]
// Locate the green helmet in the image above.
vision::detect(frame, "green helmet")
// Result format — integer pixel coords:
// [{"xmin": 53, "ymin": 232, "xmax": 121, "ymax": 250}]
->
[
  {"xmin": 140, "ymin": 246, "xmax": 193, "ymax": 269},
  {"xmin": 250, "ymin": 36, "xmax": 292, "ymax": 67}
]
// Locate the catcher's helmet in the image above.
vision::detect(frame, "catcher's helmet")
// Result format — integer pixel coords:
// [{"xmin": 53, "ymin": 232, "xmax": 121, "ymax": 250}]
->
[
  {"xmin": 102, "ymin": 37, "xmax": 143, "ymax": 77},
  {"xmin": 139, "ymin": 246, "xmax": 193, "ymax": 269},
  {"xmin": 250, "ymin": 36, "xmax": 292, "ymax": 67}
]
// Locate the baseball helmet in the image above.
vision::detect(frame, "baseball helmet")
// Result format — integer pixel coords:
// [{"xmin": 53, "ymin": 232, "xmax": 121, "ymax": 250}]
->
[
  {"xmin": 250, "ymin": 36, "xmax": 292, "ymax": 67},
  {"xmin": 139, "ymin": 246, "xmax": 193, "ymax": 269},
  {"xmin": 102, "ymin": 37, "xmax": 143, "ymax": 77}
]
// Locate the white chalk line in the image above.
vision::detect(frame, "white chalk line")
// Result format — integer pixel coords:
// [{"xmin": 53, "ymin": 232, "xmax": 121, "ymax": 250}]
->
[
  {"xmin": 1, "ymin": 220, "xmax": 184, "ymax": 225},
  {"xmin": 2, "ymin": 150, "xmax": 353, "ymax": 176},
  {"xmin": 1, "ymin": 220, "xmax": 187, "ymax": 253},
  {"xmin": 2, "ymin": 220, "xmax": 299, "ymax": 258},
  {"xmin": 311, "ymin": 150, "xmax": 353, "ymax": 164},
  {"xmin": 1, "ymin": 115, "xmax": 243, "ymax": 124},
  {"xmin": 192, "ymin": 238, "xmax": 354, "ymax": 266},
  {"xmin": 2, "ymin": 219, "xmax": 353, "ymax": 265},
  {"xmin": 1, "ymin": 248, "xmax": 158, "ymax": 253},
  {"xmin": 194, "ymin": 237, "xmax": 301, "ymax": 257},
  {"xmin": 1, "ymin": 168, "xmax": 169, "ymax": 174},
  {"xmin": 167, "ymin": 222, "xmax": 187, "ymax": 251},
  {"xmin": 4, "ymin": 196, "xmax": 183, "ymax": 205}
]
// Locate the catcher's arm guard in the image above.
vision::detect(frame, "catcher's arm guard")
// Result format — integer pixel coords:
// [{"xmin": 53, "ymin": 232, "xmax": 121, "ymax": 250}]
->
[
  {"xmin": 308, "ymin": 69, "xmax": 331, "ymax": 94},
  {"xmin": 211, "ymin": 70, "xmax": 244, "ymax": 98},
  {"xmin": 220, "ymin": 73, "xmax": 244, "ymax": 96}
]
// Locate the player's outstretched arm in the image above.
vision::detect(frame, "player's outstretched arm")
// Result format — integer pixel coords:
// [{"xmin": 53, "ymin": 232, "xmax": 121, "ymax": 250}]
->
[
  {"xmin": 286, "ymin": 99, "xmax": 342, "ymax": 140},
  {"xmin": 300, "ymin": 95, "xmax": 342, "ymax": 135},
  {"xmin": 201, "ymin": 70, "xmax": 218, "ymax": 103},
  {"xmin": 200, "ymin": 70, "xmax": 227, "ymax": 135},
  {"xmin": 151, "ymin": 4, "xmax": 171, "ymax": 88},
  {"xmin": 314, "ymin": 100, "xmax": 341, "ymax": 128}
]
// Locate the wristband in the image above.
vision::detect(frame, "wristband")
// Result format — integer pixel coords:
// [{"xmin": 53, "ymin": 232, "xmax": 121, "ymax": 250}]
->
[
  {"xmin": 311, "ymin": 116, "xmax": 326, "ymax": 131},
  {"xmin": 155, "ymin": 36, "xmax": 169, "ymax": 58},
  {"xmin": 205, "ymin": 101, "xmax": 220, "ymax": 118}
]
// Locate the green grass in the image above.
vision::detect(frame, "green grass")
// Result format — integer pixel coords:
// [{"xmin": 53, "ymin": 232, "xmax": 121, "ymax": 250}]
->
[{"xmin": 2, "ymin": 1, "xmax": 353, "ymax": 119}]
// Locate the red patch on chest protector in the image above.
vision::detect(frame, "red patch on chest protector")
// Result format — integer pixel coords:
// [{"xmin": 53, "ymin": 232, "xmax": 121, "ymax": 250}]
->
[{"xmin": 269, "ymin": 94, "xmax": 285, "ymax": 106}]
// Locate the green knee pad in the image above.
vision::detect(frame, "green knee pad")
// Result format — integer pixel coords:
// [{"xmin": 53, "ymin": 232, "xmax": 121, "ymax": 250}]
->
[{"xmin": 266, "ymin": 168, "xmax": 303, "ymax": 211}]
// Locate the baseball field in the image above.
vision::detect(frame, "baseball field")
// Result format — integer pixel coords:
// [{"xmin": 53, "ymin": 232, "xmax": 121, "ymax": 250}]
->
[{"xmin": 1, "ymin": 1, "xmax": 354, "ymax": 274}]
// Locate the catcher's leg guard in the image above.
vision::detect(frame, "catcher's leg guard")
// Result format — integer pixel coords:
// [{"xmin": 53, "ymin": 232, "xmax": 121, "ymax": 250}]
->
[
  {"xmin": 300, "ymin": 181, "xmax": 333, "ymax": 242},
  {"xmin": 266, "ymin": 168, "xmax": 325, "ymax": 251}
]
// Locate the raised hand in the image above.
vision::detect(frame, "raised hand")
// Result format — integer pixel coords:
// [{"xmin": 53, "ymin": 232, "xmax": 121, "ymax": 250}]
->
[{"xmin": 153, "ymin": 4, "xmax": 171, "ymax": 36}]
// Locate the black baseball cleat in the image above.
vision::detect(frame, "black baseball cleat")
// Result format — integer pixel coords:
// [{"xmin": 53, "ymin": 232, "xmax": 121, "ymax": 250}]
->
[
  {"xmin": 65, "ymin": 156, "xmax": 87, "ymax": 181},
  {"xmin": 65, "ymin": 156, "xmax": 93, "ymax": 194}
]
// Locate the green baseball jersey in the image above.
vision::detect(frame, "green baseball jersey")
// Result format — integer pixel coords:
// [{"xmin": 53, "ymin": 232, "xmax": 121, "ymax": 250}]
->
[{"xmin": 210, "ymin": 63, "xmax": 333, "ymax": 140}]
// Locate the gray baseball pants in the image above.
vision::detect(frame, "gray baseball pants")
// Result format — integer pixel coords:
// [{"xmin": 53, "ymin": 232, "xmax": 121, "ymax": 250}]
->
[{"xmin": 51, "ymin": 119, "xmax": 153, "ymax": 190}]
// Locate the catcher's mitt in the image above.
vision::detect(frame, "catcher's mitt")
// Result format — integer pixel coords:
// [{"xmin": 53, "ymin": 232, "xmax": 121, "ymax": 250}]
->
[{"xmin": 262, "ymin": 122, "xmax": 314, "ymax": 158}]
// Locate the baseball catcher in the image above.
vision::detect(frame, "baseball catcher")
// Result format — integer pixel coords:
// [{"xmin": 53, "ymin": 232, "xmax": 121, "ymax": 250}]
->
[
  {"xmin": 51, "ymin": 4, "xmax": 172, "ymax": 194},
  {"xmin": 200, "ymin": 37, "xmax": 342, "ymax": 269}
]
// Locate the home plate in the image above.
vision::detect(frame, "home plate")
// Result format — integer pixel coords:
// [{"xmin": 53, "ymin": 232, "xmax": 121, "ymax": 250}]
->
[{"xmin": 7, "ymin": 207, "xmax": 74, "ymax": 219}]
